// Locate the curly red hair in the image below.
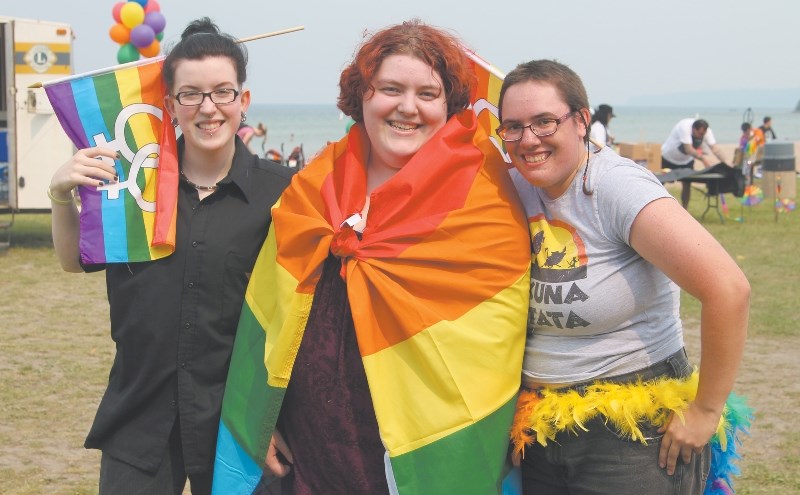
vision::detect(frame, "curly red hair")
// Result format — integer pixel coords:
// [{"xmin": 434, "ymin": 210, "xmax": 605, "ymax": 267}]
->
[{"xmin": 337, "ymin": 19, "xmax": 475, "ymax": 122}]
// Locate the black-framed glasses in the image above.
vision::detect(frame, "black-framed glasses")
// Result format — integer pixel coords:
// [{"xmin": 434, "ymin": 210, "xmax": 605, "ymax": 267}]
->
[
  {"xmin": 496, "ymin": 110, "xmax": 578, "ymax": 142},
  {"xmin": 173, "ymin": 89, "xmax": 240, "ymax": 106}
]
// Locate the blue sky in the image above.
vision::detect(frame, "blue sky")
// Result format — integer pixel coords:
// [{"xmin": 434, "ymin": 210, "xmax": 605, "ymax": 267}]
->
[{"xmin": 4, "ymin": 0, "xmax": 799, "ymax": 107}]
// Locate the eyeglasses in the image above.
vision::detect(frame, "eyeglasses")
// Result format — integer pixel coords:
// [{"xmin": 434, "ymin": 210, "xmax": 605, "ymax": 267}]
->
[
  {"xmin": 496, "ymin": 110, "xmax": 578, "ymax": 142},
  {"xmin": 173, "ymin": 89, "xmax": 240, "ymax": 106}
]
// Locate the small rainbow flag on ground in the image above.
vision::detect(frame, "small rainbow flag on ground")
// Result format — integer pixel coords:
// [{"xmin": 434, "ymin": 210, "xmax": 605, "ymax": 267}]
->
[
  {"xmin": 739, "ymin": 184, "xmax": 764, "ymax": 206},
  {"xmin": 44, "ymin": 57, "xmax": 178, "ymax": 264}
]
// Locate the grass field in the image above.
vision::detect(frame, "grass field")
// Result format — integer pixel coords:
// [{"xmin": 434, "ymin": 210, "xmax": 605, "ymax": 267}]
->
[{"xmin": 0, "ymin": 179, "xmax": 798, "ymax": 494}]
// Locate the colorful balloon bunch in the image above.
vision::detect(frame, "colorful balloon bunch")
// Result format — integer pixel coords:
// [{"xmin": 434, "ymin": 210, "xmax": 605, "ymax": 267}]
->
[{"xmin": 109, "ymin": 0, "xmax": 166, "ymax": 64}]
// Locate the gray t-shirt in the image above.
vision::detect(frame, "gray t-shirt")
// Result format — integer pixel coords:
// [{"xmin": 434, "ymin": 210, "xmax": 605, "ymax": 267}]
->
[{"xmin": 510, "ymin": 146, "xmax": 684, "ymax": 385}]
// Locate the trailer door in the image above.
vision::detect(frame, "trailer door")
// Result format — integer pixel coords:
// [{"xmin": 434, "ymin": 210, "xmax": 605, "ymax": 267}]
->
[
  {"xmin": 8, "ymin": 18, "xmax": 74, "ymax": 211},
  {"xmin": 1, "ymin": 20, "xmax": 11, "ymax": 208}
]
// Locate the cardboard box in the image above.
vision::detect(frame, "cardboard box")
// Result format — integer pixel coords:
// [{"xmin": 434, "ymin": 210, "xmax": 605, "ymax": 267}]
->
[
  {"xmin": 617, "ymin": 142, "xmax": 662, "ymax": 173},
  {"xmin": 761, "ymin": 171, "xmax": 797, "ymax": 200}
]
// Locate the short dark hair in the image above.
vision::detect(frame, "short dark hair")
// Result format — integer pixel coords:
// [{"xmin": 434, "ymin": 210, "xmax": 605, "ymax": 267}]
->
[
  {"xmin": 162, "ymin": 17, "xmax": 248, "ymax": 93},
  {"xmin": 592, "ymin": 104, "xmax": 614, "ymax": 126},
  {"xmin": 498, "ymin": 59, "xmax": 590, "ymax": 142},
  {"xmin": 692, "ymin": 119, "xmax": 709, "ymax": 131},
  {"xmin": 337, "ymin": 19, "xmax": 474, "ymax": 122},
  {"xmin": 763, "ymin": 116, "xmax": 772, "ymax": 124},
  {"xmin": 741, "ymin": 122, "xmax": 751, "ymax": 132}
]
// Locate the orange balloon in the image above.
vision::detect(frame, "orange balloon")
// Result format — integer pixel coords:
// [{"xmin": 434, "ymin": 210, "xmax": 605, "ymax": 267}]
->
[
  {"xmin": 138, "ymin": 39, "xmax": 161, "ymax": 58},
  {"xmin": 109, "ymin": 23, "xmax": 130, "ymax": 45}
]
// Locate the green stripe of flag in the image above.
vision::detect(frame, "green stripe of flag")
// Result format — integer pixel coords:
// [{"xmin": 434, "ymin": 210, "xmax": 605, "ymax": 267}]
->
[
  {"xmin": 94, "ymin": 71, "xmax": 149, "ymax": 260},
  {"xmin": 221, "ymin": 302, "xmax": 286, "ymax": 463},
  {"xmin": 390, "ymin": 395, "xmax": 517, "ymax": 494}
]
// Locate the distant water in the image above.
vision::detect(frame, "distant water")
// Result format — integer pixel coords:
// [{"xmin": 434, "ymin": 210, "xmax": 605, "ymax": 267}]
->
[
  {"xmin": 245, "ymin": 104, "xmax": 345, "ymax": 160},
  {"xmin": 244, "ymin": 103, "xmax": 800, "ymax": 160},
  {"xmin": 608, "ymin": 106, "xmax": 800, "ymax": 145}
]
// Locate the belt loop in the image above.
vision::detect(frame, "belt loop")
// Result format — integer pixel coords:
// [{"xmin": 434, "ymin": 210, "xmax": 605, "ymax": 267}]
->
[{"xmin": 666, "ymin": 347, "xmax": 690, "ymax": 379}]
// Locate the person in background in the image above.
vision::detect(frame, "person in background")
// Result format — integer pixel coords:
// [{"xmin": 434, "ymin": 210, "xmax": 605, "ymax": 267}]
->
[
  {"xmin": 213, "ymin": 19, "xmax": 530, "ymax": 495},
  {"xmin": 660, "ymin": 118, "xmax": 728, "ymax": 208},
  {"xmin": 496, "ymin": 59, "xmax": 750, "ymax": 495},
  {"xmin": 48, "ymin": 17, "xmax": 293, "ymax": 494},
  {"xmin": 237, "ymin": 121, "xmax": 267, "ymax": 152},
  {"xmin": 589, "ymin": 103, "xmax": 615, "ymax": 146},
  {"xmin": 759, "ymin": 116, "xmax": 776, "ymax": 141},
  {"xmin": 739, "ymin": 122, "xmax": 765, "ymax": 182}
]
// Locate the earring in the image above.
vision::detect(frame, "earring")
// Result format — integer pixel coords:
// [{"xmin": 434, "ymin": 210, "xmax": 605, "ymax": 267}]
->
[
  {"xmin": 241, "ymin": 112, "xmax": 247, "ymax": 123},
  {"xmin": 171, "ymin": 117, "xmax": 178, "ymax": 128}
]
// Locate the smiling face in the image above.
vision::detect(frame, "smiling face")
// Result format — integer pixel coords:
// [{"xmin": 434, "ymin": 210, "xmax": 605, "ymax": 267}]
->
[
  {"xmin": 500, "ymin": 80, "xmax": 589, "ymax": 199},
  {"xmin": 164, "ymin": 55, "xmax": 250, "ymax": 155},
  {"xmin": 361, "ymin": 54, "xmax": 448, "ymax": 183}
]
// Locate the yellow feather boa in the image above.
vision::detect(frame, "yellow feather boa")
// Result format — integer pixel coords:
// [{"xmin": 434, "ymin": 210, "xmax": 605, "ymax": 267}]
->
[{"xmin": 511, "ymin": 371, "xmax": 730, "ymax": 458}]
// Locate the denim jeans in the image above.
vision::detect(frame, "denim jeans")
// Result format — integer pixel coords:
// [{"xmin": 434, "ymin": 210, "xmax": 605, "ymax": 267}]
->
[{"xmin": 521, "ymin": 349, "xmax": 711, "ymax": 495}]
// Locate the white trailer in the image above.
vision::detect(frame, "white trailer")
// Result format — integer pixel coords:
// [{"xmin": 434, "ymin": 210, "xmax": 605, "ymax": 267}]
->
[{"xmin": 1, "ymin": 16, "xmax": 75, "ymax": 230}]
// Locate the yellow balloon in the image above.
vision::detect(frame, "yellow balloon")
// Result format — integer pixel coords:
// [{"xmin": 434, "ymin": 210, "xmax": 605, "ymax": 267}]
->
[{"xmin": 120, "ymin": 2, "xmax": 145, "ymax": 29}]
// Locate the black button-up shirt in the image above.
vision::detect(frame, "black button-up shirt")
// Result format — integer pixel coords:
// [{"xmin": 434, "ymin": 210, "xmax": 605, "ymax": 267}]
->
[{"xmin": 83, "ymin": 137, "xmax": 293, "ymax": 473}]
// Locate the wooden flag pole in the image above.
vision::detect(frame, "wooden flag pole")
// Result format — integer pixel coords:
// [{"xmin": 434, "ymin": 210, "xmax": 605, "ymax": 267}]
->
[{"xmin": 236, "ymin": 26, "xmax": 304, "ymax": 44}]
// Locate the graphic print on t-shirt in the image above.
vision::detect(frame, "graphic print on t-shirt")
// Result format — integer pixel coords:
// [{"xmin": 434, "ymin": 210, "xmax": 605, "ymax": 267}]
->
[
  {"xmin": 528, "ymin": 214, "xmax": 590, "ymax": 333},
  {"xmin": 530, "ymin": 215, "xmax": 588, "ymax": 283}
]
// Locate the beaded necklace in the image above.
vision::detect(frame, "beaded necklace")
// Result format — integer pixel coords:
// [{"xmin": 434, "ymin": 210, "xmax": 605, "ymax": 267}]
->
[{"xmin": 180, "ymin": 169, "xmax": 218, "ymax": 191}]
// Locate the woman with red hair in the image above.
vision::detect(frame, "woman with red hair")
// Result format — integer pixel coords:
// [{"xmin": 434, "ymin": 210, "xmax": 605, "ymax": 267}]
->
[{"xmin": 214, "ymin": 19, "xmax": 530, "ymax": 495}]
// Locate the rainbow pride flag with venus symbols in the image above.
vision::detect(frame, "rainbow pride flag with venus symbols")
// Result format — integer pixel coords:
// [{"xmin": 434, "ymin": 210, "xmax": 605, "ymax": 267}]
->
[{"xmin": 43, "ymin": 57, "xmax": 178, "ymax": 264}]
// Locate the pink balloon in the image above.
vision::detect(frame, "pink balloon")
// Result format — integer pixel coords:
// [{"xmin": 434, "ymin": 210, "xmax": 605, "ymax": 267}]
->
[
  {"xmin": 144, "ymin": 12, "xmax": 166, "ymax": 34},
  {"xmin": 112, "ymin": 2, "xmax": 125, "ymax": 23},
  {"xmin": 144, "ymin": 0, "xmax": 161, "ymax": 13},
  {"xmin": 130, "ymin": 24, "xmax": 156, "ymax": 49}
]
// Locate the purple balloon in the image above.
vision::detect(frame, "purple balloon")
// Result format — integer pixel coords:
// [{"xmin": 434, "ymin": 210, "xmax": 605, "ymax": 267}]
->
[
  {"xmin": 144, "ymin": 11, "xmax": 166, "ymax": 34},
  {"xmin": 129, "ymin": 24, "xmax": 155, "ymax": 49}
]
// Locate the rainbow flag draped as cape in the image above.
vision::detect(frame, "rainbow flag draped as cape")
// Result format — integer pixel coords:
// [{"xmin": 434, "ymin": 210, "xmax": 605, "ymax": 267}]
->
[
  {"xmin": 44, "ymin": 58, "xmax": 178, "ymax": 264},
  {"xmin": 213, "ymin": 108, "xmax": 531, "ymax": 494}
]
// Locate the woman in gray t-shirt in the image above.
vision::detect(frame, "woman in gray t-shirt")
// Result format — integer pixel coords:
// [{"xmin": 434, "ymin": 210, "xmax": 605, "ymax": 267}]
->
[{"xmin": 496, "ymin": 59, "xmax": 750, "ymax": 495}]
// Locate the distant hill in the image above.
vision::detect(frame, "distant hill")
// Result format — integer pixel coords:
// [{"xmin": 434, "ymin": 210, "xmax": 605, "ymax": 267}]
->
[{"xmin": 626, "ymin": 88, "xmax": 800, "ymax": 109}]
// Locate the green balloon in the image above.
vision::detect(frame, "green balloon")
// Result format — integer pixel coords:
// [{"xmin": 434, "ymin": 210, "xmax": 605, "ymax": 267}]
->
[
  {"xmin": 117, "ymin": 43, "xmax": 140, "ymax": 64},
  {"xmin": 156, "ymin": 31, "xmax": 164, "ymax": 41}
]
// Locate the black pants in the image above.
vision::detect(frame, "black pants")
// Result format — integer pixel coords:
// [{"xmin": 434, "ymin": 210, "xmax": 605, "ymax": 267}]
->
[{"xmin": 99, "ymin": 418, "xmax": 212, "ymax": 495}]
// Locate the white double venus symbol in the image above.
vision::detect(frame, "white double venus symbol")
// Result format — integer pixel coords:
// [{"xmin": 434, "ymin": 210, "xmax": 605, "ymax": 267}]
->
[{"xmin": 92, "ymin": 103, "xmax": 163, "ymax": 213}]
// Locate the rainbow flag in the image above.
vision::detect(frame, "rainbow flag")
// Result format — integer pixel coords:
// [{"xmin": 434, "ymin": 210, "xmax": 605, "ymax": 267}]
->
[
  {"xmin": 464, "ymin": 47, "xmax": 509, "ymax": 164},
  {"xmin": 44, "ymin": 58, "xmax": 178, "ymax": 264},
  {"xmin": 213, "ymin": 108, "xmax": 530, "ymax": 494}
]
